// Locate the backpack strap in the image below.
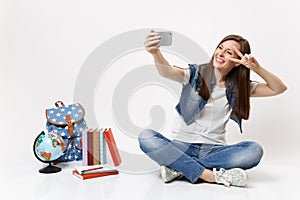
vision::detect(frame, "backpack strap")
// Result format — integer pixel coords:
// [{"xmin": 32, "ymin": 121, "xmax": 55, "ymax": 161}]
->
[
  {"xmin": 62, "ymin": 139, "xmax": 69, "ymax": 153},
  {"xmin": 72, "ymin": 138, "xmax": 83, "ymax": 151},
  {"xmin": 65, "ymin": 115, "xmax": 74, "ymax": 137},
  {"xmin": 65, "ymin": 115, "xmax": 83, "ymax": 151}
]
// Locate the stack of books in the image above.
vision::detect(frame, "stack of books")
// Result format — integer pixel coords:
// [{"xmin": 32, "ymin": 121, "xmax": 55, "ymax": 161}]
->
[
  {"xmin": 82, "ymin": 128, "xmax": 121, "ymax": 166},
  {"xmin": 72, "ymin": 165, "xmax": 119, "ymax": 180},
  {"xmin": 73, "ymin": 128, "xmax": 121, "ymax": 180}
]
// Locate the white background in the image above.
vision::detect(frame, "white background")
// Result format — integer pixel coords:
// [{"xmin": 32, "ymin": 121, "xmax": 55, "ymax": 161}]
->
[{"xmin": 1, "ymin": 0, "xmax": 300, "ymax": 197}]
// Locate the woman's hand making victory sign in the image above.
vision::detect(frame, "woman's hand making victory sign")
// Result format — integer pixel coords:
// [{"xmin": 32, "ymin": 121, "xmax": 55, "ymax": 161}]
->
[{"xmin": 229, "ymin": 47, "xmax": 260, "ymax": 71}]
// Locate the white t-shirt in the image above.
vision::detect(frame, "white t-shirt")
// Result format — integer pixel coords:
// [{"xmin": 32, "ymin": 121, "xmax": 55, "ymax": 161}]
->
[{"xmin": 171, "ymin": 68, "xmax": 258, "ymax": 145}]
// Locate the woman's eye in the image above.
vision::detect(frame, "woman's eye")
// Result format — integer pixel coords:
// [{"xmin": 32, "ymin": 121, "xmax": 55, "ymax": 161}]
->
[{"xmin": 227, "ymin": 51, "xmax": 233, "ymax": 55}]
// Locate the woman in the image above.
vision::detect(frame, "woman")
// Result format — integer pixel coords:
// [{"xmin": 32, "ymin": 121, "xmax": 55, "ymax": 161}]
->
[{"xmin": 138, "ymin": 30, "xmax": 287, "ymax": 187}]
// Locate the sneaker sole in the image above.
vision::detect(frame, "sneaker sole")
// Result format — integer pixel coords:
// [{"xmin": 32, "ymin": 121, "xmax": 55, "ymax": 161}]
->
[{"xmin": 230, "ymin": 168, "xmax": 248, "ymax": 187}]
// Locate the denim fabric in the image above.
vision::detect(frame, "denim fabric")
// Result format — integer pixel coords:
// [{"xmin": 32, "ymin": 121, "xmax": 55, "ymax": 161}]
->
[
  {"xmin": 138, "ymin": 129, "xmax": 263, "ymax": 183},
  {"xmin": 175, "ymin": 64, "xmax": 243, "ymax": 132}
]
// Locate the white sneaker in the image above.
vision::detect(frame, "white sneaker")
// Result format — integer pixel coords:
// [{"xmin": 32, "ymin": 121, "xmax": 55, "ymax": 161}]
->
[
  {"xmin": 213, "ymin": 168, "xmax": 247, "ymax": 187},
  {"xmin": 160, "ymin": 166, "xmax": 183, "ymax": 183}
]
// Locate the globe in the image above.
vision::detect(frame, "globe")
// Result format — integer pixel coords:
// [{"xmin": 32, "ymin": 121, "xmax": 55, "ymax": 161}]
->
[{"xmin": 33, "ymin": 131, "xmax": 64, "ymax": 173}]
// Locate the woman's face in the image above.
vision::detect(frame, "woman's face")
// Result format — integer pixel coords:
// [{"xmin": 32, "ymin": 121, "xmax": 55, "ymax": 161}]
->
[{"xmin": 213, "ymin": 40, "xmax": 241, "ymax": 70}]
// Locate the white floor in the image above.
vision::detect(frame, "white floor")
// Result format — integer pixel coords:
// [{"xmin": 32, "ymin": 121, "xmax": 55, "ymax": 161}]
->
[{"xmin": 1, "ymin": 156, "xmax": 299, "ymax": 200}]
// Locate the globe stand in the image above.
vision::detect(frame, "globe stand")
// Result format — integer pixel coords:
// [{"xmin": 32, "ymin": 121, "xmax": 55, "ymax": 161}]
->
[{"xmin": 39, "ymin": 162, "xmax": 61, "ymax": 174}]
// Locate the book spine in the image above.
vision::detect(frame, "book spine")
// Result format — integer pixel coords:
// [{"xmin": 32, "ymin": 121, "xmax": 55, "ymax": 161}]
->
[
  {"xmin": 104, "ymin": 128, "xmax": 121, "ymax": 166},
  {"xmin": 87, "ymin": 129, "xmax": 94, "ymax": 165},
  {"xmin": 82, "ymin": 171, "xmax": 119, "ymax": 178},
  {"xmin": 82, "ymin": 129, "xmax": 88, "ymax": 166},
  {"xmin": 100, "ymin": 129, "xmax": 106, "ymax": 164},
  {"xmin": 72, "ymin": 170, "xmax": 84, "ymax": 180},
  {"xmin": 72, "ymin": 170, "xmax": 119, "ymax": 180},
  {"xmin": 82, "ymin": 169, "xmax": 118, "ymax": 175},
  {"xmin": 93, "ymin": 129, "xmax": 100, "ymax": 165}
]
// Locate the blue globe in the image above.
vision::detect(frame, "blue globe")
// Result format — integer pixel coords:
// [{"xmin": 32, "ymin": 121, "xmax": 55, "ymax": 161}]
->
[{"xmin": 33, "ymin": 131, "xmax": 64, "ymax": 173}]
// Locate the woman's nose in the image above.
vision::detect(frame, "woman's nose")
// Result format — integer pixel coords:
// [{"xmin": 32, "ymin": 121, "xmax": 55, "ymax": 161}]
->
[{"xmin": 218, "ymin": 50, "xmax": 225, "ymax": 57}]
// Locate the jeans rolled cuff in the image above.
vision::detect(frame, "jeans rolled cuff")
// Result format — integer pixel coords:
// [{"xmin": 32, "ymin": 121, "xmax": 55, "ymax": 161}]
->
[{"xmin": 189, "ymin": 167, "xmax": 205, "ymax": 184}]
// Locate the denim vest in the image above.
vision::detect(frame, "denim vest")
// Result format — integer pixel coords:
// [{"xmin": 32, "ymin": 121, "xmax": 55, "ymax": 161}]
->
[{"xmin": 175, "ymin": 64, "xmax": 243, "ymax": 133}]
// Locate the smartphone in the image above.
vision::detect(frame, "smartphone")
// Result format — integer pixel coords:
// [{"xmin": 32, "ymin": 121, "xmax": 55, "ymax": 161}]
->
[{"xmin": 155, "ymin": 31, "xmax": 172, "ymax": 46}]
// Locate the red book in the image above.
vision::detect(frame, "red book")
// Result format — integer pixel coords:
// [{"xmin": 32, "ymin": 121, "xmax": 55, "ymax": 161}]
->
[
  {"xmin": 104, "ymin": 128, "xmax": 121, "ymax": 166},
  {"xmin": 72, "ymin": 169, "xmax": 119, "ymax": 180}
]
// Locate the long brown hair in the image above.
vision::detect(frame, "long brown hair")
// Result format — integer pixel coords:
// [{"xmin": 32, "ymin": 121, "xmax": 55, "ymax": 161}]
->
[{"xmin": 198, "ymin": 35, "xmax": 251, "ymax": 120}]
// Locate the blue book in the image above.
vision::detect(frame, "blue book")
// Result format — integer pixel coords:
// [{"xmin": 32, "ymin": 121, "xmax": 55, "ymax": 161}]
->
[{"xmin": 100, "ymin": 128, "xmax": 106, "ymax": 164}]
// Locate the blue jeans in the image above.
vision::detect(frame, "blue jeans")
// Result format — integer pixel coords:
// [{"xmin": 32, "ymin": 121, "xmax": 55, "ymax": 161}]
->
[{"xmin": 138, "ymin": 129, "xmax": 263, "ymax": 183}]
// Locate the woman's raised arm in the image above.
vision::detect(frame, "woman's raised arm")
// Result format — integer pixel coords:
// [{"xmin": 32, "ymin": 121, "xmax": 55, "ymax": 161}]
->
[{"xmin": 144, "ymin": 30, "xmax": 184, "ymax": 83}]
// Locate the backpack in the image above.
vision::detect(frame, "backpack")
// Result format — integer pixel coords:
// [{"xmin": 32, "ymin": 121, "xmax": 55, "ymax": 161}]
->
[{"xmin": 45, "ymin": 101, "xmax": 88, "ymax": 162}]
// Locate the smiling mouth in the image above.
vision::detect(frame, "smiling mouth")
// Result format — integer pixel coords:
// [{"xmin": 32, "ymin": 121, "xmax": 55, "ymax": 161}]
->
[{"xmin": 215, "ymin": 57, "xmax": 225, "ymax": 64}]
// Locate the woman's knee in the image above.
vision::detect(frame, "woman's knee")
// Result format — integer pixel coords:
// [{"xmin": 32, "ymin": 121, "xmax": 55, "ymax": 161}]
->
[
  {"xmin": 138, "ymin": 129, "xmax": 160, "ymax": 152},
  {"xmin": 248, "ymin": 141, "xmax": 264, "ymax": 161},
  {"xmin": 229, "ymin": 141, "xmax": 264, "ymax": 169},
  {"xmin": 138, "ymin": 129, "xmax": 158, "ymax": 144},
  {"xmin": 241, "ymin": 141, "xmax": 264, "ymax": 168}
]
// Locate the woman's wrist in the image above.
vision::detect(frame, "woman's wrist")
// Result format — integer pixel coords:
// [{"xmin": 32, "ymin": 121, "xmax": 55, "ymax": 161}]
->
[
  {"xmin": 150, "ymin": 49, "xmax": 161, "ymax": 57},
  {"xmin": 250, "ymin": 63, "xmax": 262, "ymax": 74}
]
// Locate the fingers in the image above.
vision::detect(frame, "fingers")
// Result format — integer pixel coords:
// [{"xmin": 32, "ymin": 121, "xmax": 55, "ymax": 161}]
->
[
  {"xmin": 244, "ymin": 54, "xmax": 255, "ymax": 64},
  {"xmin": 229, "ymin": 57, "xmax": 242, "ymax": 64},
  {"xmin": 144, "ymin": 30, "xmax": 161, "ymax": 48},
  {"xmin": 144, "ymin": 36, "xmax": 160, "ymax": 47},
  {"xmin": 232, "ymin": 46, "xmax": 254, "ymax": 63},
  {"xmin": 229, "ymin": 45, "xmax": 258, "ymax": 69},
  {"xmin": 145, "ymin": 40, "xmax": 160, "ymax": 47},
  {"xmin": 148, "ymin": 30, "xmax": 159, "ymax": 37},
  {"xmin": 248, "ymin": 54, "xmax": 254, "ymax": 62},
  {"xmin": 232, "ymin": 46, "xmax": 244, "ymax": 58}
]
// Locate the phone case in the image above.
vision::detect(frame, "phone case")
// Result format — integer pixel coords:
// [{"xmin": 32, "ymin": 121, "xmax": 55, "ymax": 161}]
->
[{"xmin": 157, "ymin": 31, "xmax": 172, "ymax": 46}]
